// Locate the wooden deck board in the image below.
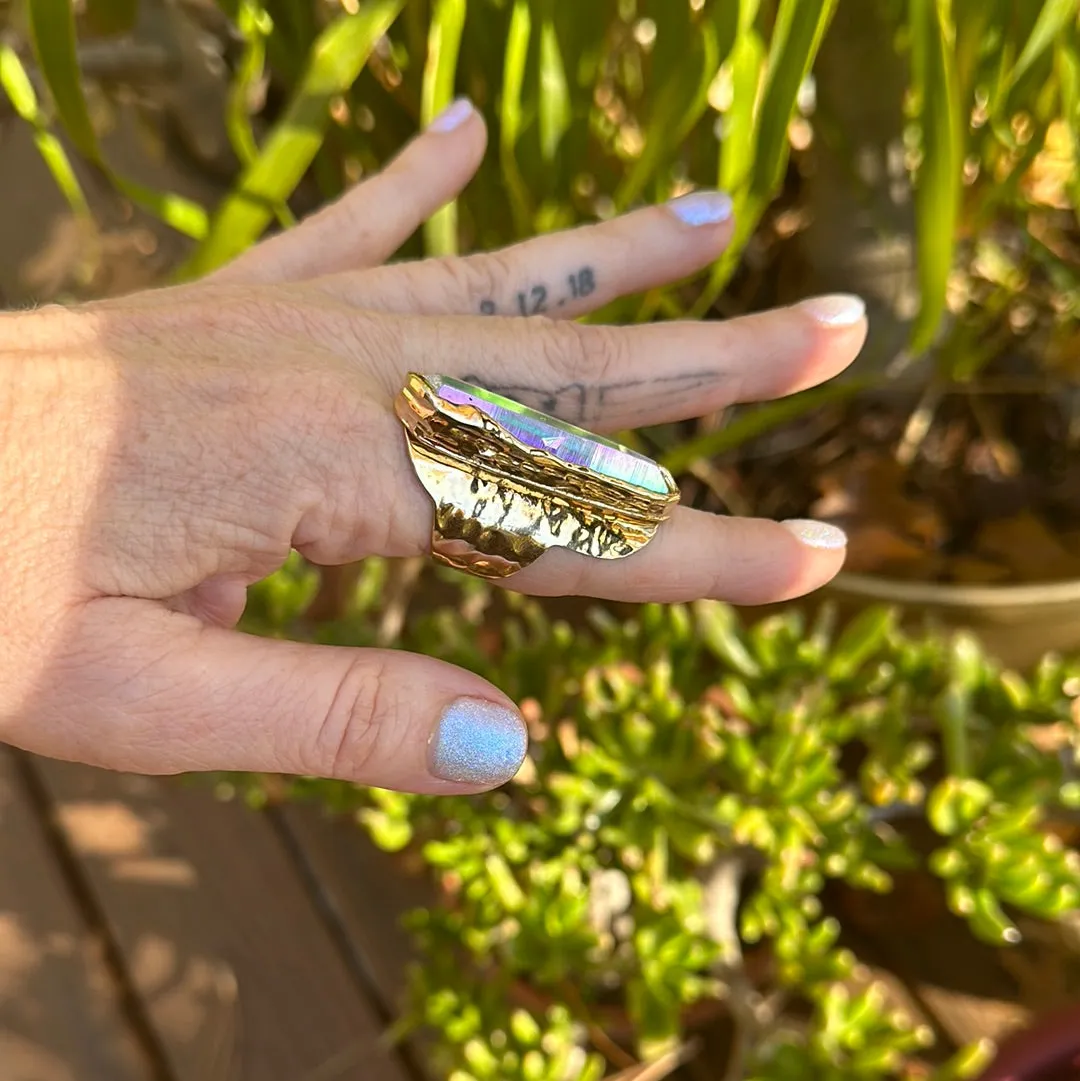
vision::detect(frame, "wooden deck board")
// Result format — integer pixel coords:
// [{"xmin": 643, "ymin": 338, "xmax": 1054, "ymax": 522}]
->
[
  {"xmin": 32, "ymin": 759, "xmax": 412, "ymax": 1081},
  {"xmin": 0, "ymin": 750, "xmax": 156, "ymax": 1081},
  {"xmin": 277, "ymin": 805, "xmax": 428, "ymax": 1015},
  {"xmin": 276, "ymin": 805, "xmax": 434, "ymax": 1077}
]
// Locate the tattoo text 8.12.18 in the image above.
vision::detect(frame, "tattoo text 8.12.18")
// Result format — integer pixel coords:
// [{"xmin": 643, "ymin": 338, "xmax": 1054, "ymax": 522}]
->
[{"xmin": 479, "ymin": 267, "xmax": 596, "ymax": 317}]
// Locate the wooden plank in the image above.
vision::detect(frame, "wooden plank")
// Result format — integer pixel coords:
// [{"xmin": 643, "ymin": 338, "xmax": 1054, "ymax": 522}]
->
[
  {"xmin": 276, "ymin": 804, "xmax": 430, "ymax": 1018},
  {"xmin": 0, "ymin": 750, "xmax": 155, "ymax": 1081},
  {"xmin": 275, "ymin": 804, "xmax": 438, "ymax": 1081},
  {"xmin": 32, "ymin": 758, "xmax": 412, "ymax": 1081}
]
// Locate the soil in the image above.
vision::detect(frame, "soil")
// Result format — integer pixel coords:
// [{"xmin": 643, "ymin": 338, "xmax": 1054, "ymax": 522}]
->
[{"xmin": 686, "ymin": 384, "xmax": 1080, "ymax": 586}]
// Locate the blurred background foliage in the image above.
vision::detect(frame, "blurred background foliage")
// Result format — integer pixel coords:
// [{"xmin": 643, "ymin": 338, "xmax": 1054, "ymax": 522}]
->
[
  {"xmin": 2, "ymin": 0, "xmax": 1079, "ymax": 587},
  {"xmin": 225, "ymin": 554, "xmax": 1080, "ymax": 1080},
  {"xmin": 3, "ymin": 0, "xmax": 1079, "ymax": 350}
]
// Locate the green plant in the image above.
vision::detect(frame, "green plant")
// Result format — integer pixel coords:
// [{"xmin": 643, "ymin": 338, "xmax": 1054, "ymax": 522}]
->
[
  {"xmin": 7, "ymin": 0, "xmax": 1077, "ymax": 343},
  {"xmin": 230, "ymin": 556, "xmax": 1080, "ymax": 1079},
  {"xmin": 5, "ymin": 0, "xmax": 1078, "ymax": 495}
]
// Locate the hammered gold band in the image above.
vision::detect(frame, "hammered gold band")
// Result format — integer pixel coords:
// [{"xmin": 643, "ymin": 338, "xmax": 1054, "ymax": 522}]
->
[{"xmin": 394, "ymin": 374, "xmax": 679, "ymax": 581}]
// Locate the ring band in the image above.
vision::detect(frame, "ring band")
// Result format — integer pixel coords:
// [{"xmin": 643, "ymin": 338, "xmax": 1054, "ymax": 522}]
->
[{"xmin": 395, "ymin": 373, "xmax": 679, "ymax": 580}]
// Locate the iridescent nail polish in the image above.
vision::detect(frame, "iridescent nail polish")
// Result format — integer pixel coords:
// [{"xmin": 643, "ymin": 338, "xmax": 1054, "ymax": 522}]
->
[
  {"xmin": 427, "ymin": 97, "xmax": 475, "ymax": 133},
  {"xmin": 429, "ymin": 697, "xmax": 528, "ymax": 786},
  {"xmin": 781, "ymin": 519, "xmax": 849, "ymax": 551},
  {"xmin": 666, "ymin": 190, "xmax": 734, "ymax": 226}
]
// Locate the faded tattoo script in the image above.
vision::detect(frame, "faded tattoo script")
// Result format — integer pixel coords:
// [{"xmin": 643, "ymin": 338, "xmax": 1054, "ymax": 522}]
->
[{"xmin": 459, "ymin": 372, "xmax": 724, "ymax": 426}]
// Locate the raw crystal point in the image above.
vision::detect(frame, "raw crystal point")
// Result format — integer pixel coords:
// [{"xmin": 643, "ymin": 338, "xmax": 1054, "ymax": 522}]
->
[{"xmin": 434, "ymin": 375, "xmax": 672, "ymax": 495}]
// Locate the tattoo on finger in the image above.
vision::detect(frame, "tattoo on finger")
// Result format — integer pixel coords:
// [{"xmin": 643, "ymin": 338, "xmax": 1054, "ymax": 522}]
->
[
  {"xmin": 479, "ymin": 267, "xmax": 597, "ymax": 317},
  {"xmin": 459, "ymin": 371, "xmax": 722, "ymax": 426}
]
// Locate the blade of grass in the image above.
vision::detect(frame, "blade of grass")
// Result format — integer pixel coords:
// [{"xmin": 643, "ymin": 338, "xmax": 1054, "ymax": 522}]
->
[
  {"xmin": 421, "ymin": 0, "xmax": 467, "ymax": 255},
  {"xmin": 26, "ymin": 0, "xmax": 208, "ymax": 238},
  {"xmin": 753, "ymin": 0, "xmax": 837, "ymax": 197},
  {"xmin": 0, "ymin": 43, "xmax": 91, "ymax": 219},
  {"xmin": 660, "ymin": 379, "xmax": 869, "ymax": 475},
  {"xmin": 909, "ymin": 0, "xmax": 963, "ymax": 357},
  {"xmin": 227, "ymin": 0, "xmax": 295, "ymax": 231},
  {"xmin": 537, "ymin": 2, "xmax": 570, "ymax": 169},
  {"xmin": 1057, "ymin": 26, "xmax": 1080, "ymax": 207},
  {"xmin": 614, "ymin": 5, "xmax": 720, "ymax": 210},
  {"xmin": 500, "ymin": 0, "xmax": 534, "ymax": 236},
  {"xmin": 1008, "ymin": 0, "xmax": 1079, "ymax": 89},
  {"xmin": 689, "ymin": 2, "xmax": 766, "ymax": 317},
  {"xmin": 182, "ymin": 0, "xmax": 406, "ymax": 277}
]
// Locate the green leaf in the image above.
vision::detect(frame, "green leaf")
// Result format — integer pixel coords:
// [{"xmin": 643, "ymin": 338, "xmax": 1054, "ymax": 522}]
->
[
  {"xmin": 226, "ymin": 0, "xmax": 295, "ymax": 231},
  {"xmin": 26, "ymin": 0, "xmax": 208, "ymax": 238},
  {"xmin": 500, "ymin": 0, "xmax": 535, "ymax": 235},
  {"xmin": 422, "ymin": 0, "xmax": 468, "ymax": 255},
  {"xmin": 927, "ymin": 778, "xmax": 993, "ymax": 836},
  {"xmin": 26, "ymin": 0, "xmax": 97, "ymax": 159},
  {"xmin": 537, "ymin": 6, "xmax": 570, "ymax": 168},
  {"xmin": 909, "ymin": 0, "xmax": 963, "ymax": 354},
  {"xmin": 660, "ymin": 378, "xmax": 868, "ymax": 473},
  {"xmin": 695, "ymin": 602, "xmax": 762, "ymax": 678},
  {"xmin": 359, "ymin": 808, "xmax": 413, "ymax": 852},
  {"xmin": 183, "ymin": 0, "xmax": 406, "ymax": 275},
  {"xmin": 932, "ymin": 1040, "xmax": 997, "ymax": 1081},
  {"xmin": 1008, "ymin": 0, "xmax": 1080, "ymax": 89},
  {"xmin": 718, "ymin": 33, "xmax": 763, "ymax": 195},
  {"xmin": 0, "ymin": 43, "xmax": 90, "ymax": 219},
  {"xmin": 967, "ymin": 887, "xmax": 1021, "ymax": 946},
  {"xmin": 485, "ymin": 853, "xmax": 526, "ymax": 911},
  {"xmin": 615, "ymin": 2, "xmax": 720, "ymax": 209},
  {"xmin": 753, "ymin": 0, "xmax": 837, "ymax": 197},
  {"xmin": 826, "ymin": 606, "xmax": 897, "ymax": 682}
]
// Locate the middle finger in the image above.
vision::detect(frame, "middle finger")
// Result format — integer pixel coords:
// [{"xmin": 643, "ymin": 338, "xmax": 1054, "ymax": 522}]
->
[{"xmin": 379, "ymin": 295, "xmax": 868, "ymax": 432}]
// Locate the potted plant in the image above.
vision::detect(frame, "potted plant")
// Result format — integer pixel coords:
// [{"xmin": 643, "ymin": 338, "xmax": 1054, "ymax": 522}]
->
[
  {"xmin": 233, "ymin": 556, "xmax": 1080, "ymax": 1080},
  {"xmin": 650, "ymin": 0, "xmax": 1080, "ymax": 666}
]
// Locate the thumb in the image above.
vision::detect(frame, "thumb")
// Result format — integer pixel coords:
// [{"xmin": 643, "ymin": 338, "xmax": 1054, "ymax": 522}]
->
[{"xmin": 40, "ymin": 599, "xmax": 528, "ymax": 794}]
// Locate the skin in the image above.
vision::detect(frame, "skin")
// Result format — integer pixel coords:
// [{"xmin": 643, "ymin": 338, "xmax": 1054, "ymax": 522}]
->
[{"xmin": 0, "ymin": 102, "xmax": 866, "ymax": 795}]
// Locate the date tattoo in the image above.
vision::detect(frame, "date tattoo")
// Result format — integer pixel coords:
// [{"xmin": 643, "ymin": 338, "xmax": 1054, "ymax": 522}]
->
[{"xmin": 479, "ymin": 266, "xmax": 597, "ymax": 317}]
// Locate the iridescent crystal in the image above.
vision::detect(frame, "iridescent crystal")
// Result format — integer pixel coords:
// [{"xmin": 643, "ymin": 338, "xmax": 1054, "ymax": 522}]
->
[{"xmin": 433, "ymin": 375, "xmax": 671, "ymax": 494}]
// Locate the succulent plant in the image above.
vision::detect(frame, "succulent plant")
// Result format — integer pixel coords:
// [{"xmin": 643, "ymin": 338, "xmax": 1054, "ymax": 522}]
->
[{"xmin": 230, "ymin": 555, "xmax": 1080, "ymax": 1080}]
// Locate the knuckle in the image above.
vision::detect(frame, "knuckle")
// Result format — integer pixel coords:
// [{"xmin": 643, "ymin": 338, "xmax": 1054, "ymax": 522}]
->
[
  {"xmin": 538, "ymin": 319, "xmax": 625, "ymax": 386},
  {"xmin": 307, "ymin": 654, "xmax": 395, "ymax": 780},
  {"xmin": 435, "ymin": 252, "xmax": 512, "ymax": 313}
]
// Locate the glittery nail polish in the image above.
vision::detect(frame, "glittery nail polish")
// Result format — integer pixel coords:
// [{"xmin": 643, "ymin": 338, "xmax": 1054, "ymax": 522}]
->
[
  {"xmin": 429, "ymin": 697, "xmax": 528, "ymax": 786},
  {"xmin": 781, "ymin": 519, "xmax": 849, "ymax": 551},
  {"xmin": 797, "ymin": 294, "xmax": 866, "ymax": 327},
  {"xmin": 666, "ymin": 190, "xmax": 734, "ymax": 227},
  {"xmin": 427, "ymin": 97, "xmax": 475, "ymax": 133}
]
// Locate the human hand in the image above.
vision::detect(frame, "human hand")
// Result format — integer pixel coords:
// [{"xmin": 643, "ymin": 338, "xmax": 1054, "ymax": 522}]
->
[{"xmin": 0, "ymin": 98, "xmax": 865, "ymax": 793}]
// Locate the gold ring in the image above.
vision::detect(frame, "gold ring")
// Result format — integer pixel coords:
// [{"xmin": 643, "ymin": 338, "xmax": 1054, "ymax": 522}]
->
[{"xmin": 394, "ymin": 373, "xmax": 679, "ymax": 580}]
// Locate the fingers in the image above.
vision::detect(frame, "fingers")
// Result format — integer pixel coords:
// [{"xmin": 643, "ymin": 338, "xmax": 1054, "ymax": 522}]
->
[
  {"xmin": 213, "ymin": 98, "xmax": 487, "ymax": 286},
  {"xmin": 40, "ymin": 599, "xmax": 528, "ymax": 794},
  {"xmin": 366, "ymin": 461, "xmax": 848, "ymax": 604},
  {"xmin": 508, "ymin": 511, "xmax": 849, "ymax": 605},
  {"xmin": 378, "ymin": 294, "xmax": 868, "ymax": 431},
  {"xmin": 317, "ymin": 191, "xmax": 734, "ymax": 320}
]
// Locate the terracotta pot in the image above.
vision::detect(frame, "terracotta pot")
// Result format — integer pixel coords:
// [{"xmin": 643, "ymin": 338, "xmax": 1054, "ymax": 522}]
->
[
  {"xmin": 975, "ymin": 1004, "xmax": 1080, "ymax": 1081},
  {"xmin": 823, "ymin": 572, "xmax": 1080, "ymax": 670}
]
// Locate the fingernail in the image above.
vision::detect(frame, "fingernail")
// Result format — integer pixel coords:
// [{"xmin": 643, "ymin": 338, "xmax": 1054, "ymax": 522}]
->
[
  {"xmin": 666, "ymin": 189, "xmax": 734, "ymax": 227},
  {"xmin": 797, "ymin": 293, "xmax": 867, "ymax": 327},
  {"xmin": 781, "ymin": 519, "xmax": 848, "ymax": 551},
  {"xmin": 427, "ymin": 96, "xmax": 474, "ymax": 134},
  {"xmin": 429, "ymin": 697, "xmax": 528, "ymax": 786}
]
